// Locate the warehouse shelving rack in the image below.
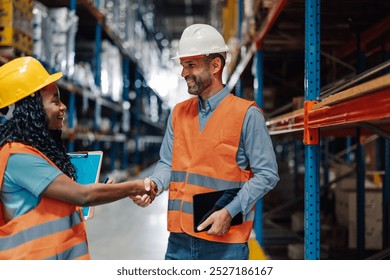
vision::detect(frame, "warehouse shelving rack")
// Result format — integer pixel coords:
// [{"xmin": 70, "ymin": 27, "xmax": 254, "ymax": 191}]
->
[
  {"xmin": 33, "ymin": 0, "xmax": 167, "ymax": 179},
  {"xmin": 0, "ymin": 0, "xmax": 169, "ymax": 177},
  {"xmin": 226, "ymin": 0, "xmax": 289, "ymax": 255},
  {"xmin": 227, "ymin": 0, "xmax": 390, "ymax": 259}
]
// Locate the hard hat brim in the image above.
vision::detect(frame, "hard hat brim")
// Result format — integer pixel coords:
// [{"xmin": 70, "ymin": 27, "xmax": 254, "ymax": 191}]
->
[
  {"xmin": 171, "ymin": 54, "xmax": 205, "ymax": 60},
  {"xmin": 41, "ymin": 72, "xmax": 63, "ymax": 89},
  {"xmin": 28, "ymin": 71, "xmax": 63, "ymax": 100},
  {"xmin": 171, "ymin": 51, "xmax": 228, "ymax": 60},
  {"xmin": 0, "ymin": 71, "xmax": 63, "ymax": 109}
]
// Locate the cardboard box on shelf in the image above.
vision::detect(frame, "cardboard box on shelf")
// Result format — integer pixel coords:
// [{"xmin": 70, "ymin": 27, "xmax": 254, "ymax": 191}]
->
[
  {"xmin": 348, "ymin": 219, "xmax": 382, "ymax": 250},
  {"xmin": 287, "ymin": 243, "xmax": 304, "ymax": 260},
  {"xmin": 332, "ymin": 163, "xmax": 383, "ymax": 250},
  {"xmin": 291, "ymin": 211, "xmax": 304, "ymax": 233}
]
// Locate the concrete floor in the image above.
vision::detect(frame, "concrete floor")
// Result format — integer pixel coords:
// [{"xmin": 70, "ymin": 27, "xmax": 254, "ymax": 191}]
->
[{"xmin": 85, "ymin": 165, "xmax": 169, "ymax": 260}]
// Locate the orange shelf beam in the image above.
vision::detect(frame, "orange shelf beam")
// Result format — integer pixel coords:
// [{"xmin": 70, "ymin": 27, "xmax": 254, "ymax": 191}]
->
[
  {"xmin": 267, "ymin": 74, "xmax": 390, "ymax": 136},
  {"xmin": 309, "ymin": 87, "xmax": 390, "ymax": 129}
]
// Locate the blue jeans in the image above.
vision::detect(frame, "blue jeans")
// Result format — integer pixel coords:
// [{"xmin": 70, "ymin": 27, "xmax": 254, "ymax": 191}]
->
[{"xmin": 165, "ymin": 232, "xmax": 249, "ymax": 260}]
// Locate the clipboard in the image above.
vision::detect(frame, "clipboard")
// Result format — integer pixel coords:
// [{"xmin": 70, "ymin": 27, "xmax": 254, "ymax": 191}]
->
[
  {"xmin": 68, "ymin": 151, "xmax": 103, "ymax": 220},
  {"xmin": 193, "ymin": 188, "xmax": 243, "ymax": 233}
]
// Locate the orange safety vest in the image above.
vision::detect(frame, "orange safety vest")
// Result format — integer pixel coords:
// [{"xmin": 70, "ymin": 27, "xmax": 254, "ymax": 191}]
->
[
  {"xmin": 0, "ymin": 142, "xmax": 90, "ymax": 260},
  {"xmin": 168, "ymin": 94, "xmax": 259, "ymax": 243}
]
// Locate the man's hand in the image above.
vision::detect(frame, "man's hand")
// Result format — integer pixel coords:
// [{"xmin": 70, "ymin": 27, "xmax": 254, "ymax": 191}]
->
[
  {"xmin": 196, "ymin": 208, "xmax": 232, "ymax": 235},
  {"xmin": 130, "ymin": 178, "xmax": 158, "ymax": 207}
]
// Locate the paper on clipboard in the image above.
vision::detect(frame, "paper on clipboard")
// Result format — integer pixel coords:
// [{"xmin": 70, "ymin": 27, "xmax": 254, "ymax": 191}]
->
[{"xmin": 68, "ymin": 151, "xmax": 103, "ymax": 220}]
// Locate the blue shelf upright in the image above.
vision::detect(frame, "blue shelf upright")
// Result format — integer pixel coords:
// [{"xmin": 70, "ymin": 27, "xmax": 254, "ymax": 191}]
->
[
  {"xmin": 67, "ymin": 0, "xmax": 77, "ymax": 153},
  {"xmin": 253, "ymin": 44, "xmax": 264, "ymax": 246},
  {"xmin": 235, "ymin": 0, "xmax": 244, "ymax": 98},
  {"xmin": 121, "ymin": 56, "xmax": 131, "ymax": 170},
  {"xmin": 92, "ymin": 13, "xmax": 102, "ymax": 152},
  {"xmin": 304, "ymin": 0, "xmax": 321, "ymax": 260}
]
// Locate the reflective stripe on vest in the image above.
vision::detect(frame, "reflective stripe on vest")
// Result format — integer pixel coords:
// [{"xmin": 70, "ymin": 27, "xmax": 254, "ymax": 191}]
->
[
  {"xmin": 44, "ymin": 240, "xmax": 89, "ymax": 260},
  {"xmin": 0, "ymin": 142, "xmax": 90, "ymax": 260},
  {"xmin": 0, "ymin": 211, "xmax": 82, "ymax": 251},
  {"xmin": 169, "ymin": 171, "xmax": 254, "ymax": 221},
  {"xmin": 168, "ymin": 94, "xmax": 258, "ymax": 243}
]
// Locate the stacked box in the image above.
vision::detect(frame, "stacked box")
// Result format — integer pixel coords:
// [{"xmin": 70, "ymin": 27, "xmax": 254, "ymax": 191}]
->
[
  {"xmin": 0, "ymin": 0, "xmax": 34, "ymax": 54},
  {"xmin": 333, "ymin": 163, "xmax": 383, "ymax": 250},
  {"xmin": 100, "ymin": 40, "xmax": 123, "ymax": 102},
  {"xmin": 287, "ymin": 243, "xmax": 304, "ymax": 260},
  {"xmin": 102, "ymin": 0, "xmax": 129, "ymax": 41},
  {"xmin": 33, "ymin": 2, "xmax": 78, "ymax": 77},
  {"xmin": 47, "ymin": 7, "xmax": 78, "ymax": 77},
  {"xmin": 291, "ymin": 211, "xmax": 304, "ymax": 233},
  {"xmin": 32, "ymin": 1, "xmax": 47, "ymax": 61}
]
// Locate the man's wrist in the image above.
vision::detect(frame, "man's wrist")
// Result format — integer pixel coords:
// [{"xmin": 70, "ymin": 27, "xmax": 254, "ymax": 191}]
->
[{"xmin": 150, "ymin": 179, "xmax": 162, "ymax": 195}]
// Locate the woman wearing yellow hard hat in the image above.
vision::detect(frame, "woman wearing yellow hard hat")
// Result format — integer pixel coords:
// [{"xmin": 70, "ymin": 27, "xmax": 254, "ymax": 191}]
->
[{"xmin": 0, "ymin": 57, "xmax": 156, "ymax": 260}]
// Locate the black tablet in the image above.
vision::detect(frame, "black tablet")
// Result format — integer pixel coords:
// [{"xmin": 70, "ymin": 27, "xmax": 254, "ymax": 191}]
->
[{"xmin": 193, "ymin": 188, "xmax": 243, "ymax": 232}]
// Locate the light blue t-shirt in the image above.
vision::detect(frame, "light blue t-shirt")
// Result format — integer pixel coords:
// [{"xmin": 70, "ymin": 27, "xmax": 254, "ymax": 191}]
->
[{"xmin": 1, "ymin": 153, "xmax": 62, "ymax": 219}]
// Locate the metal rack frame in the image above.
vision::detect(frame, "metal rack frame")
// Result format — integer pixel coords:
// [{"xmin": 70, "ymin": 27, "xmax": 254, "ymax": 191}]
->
[{"xmin": 227, "ymin": 0, "xmax": 390, "ymax": 259}]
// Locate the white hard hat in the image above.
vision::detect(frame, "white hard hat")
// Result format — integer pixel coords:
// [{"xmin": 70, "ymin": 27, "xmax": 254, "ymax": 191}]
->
[{"xmin": 172, "ymin": 24, "xmax": 228, "ymax": 59}]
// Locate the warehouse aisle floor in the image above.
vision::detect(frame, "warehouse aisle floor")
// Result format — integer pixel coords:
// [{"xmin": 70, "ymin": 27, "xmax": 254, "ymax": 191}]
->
[{"xmin": 86, "ymin": 164, "xmax": 169, "ymax": 260}]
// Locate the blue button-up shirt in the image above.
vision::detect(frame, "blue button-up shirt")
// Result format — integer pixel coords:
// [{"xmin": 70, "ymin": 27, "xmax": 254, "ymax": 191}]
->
[{"xmin": 150, "ymin": 86, "xmax": 279, "ymax": 218}]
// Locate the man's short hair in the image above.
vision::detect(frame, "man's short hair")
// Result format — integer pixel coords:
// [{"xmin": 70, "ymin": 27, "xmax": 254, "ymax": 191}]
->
[{"xmin": 203, "ymin": 53, "xmax": 226, "ymax": 68}]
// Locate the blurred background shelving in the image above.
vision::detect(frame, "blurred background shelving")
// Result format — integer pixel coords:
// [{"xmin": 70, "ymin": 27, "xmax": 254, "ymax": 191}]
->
[{"xmin": 1, "ymin": 0, "xmax": 389, "ymax": 260}]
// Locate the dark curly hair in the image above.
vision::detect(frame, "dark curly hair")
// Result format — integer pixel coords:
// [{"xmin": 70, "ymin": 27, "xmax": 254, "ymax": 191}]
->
[{"xmin": 0, "ymin": 92, "xmax": 76, "ymax": 179}]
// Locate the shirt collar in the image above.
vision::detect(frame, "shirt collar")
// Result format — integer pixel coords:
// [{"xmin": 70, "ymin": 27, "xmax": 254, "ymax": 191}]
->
[{"xmin": 198, "ymin": 85, "xmax": 230, "ymax": 112}]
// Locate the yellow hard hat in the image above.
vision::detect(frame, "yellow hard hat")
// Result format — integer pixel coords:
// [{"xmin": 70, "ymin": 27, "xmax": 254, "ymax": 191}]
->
[
  {"xmin": 172, "ymin": 24, "xmax": 228, "ymax": 59},
  {"xmin": 0, "ymin": 56, "xmax": 62, "ymax": 109}
]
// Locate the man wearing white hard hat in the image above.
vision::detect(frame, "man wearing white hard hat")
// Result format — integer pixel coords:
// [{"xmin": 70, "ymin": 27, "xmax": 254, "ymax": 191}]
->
[{"xmin": 133, "ymin": 24, "xmax": 279, "ymax": 260}]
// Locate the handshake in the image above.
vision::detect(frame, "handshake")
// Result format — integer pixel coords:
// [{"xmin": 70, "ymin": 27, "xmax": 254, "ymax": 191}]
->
[{"xmin": 130, "ymin": 178, "xmax": 158, "ymax": 207}]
